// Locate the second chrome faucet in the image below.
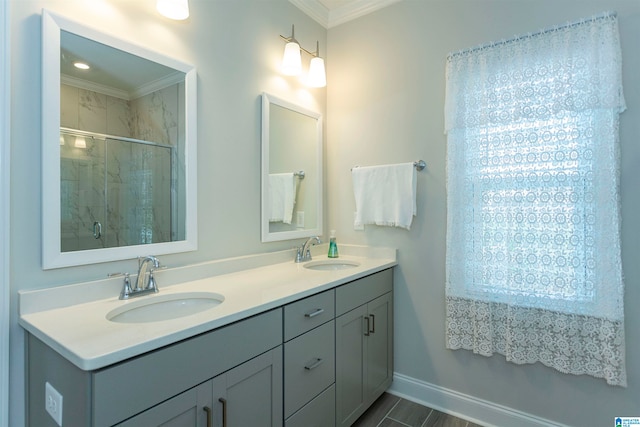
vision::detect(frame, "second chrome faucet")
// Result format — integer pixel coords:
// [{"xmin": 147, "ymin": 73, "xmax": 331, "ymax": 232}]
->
[{"xmin": 295, "ymin": 236, "xmax": 321, "ymax": 263}]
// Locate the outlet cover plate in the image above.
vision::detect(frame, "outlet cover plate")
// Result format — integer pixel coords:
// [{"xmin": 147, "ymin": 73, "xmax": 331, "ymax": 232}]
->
[{"xmin": 45, "ymin": 382, "xmax": 63, "ymax": 426}]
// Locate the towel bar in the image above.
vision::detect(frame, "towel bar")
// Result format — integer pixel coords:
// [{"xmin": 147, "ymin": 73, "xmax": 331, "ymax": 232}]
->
[
  {"xmin": 294, "ymin": 171, "xmax": 305, "ymax": 179},
  {"xmin": 351, "ymin": 160, "xmax": 426, "ymax": 171}
]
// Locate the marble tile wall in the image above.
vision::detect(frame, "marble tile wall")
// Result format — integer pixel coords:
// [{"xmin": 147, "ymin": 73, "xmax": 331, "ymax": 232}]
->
[{"xmin": 60, "ymin": 83, "xmax": 180, "ymax": 252}]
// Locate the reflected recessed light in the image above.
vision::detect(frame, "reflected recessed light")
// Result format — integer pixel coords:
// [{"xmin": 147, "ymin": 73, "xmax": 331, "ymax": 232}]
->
[{"xmin": 73, "ymin": 61, "xmax": 90, "ymax": 70}]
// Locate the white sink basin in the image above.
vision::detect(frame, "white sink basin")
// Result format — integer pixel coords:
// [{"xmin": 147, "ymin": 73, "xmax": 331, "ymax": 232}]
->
[
  {"xmin": 303, "ymin": 259, "xmax": 361, "ymax": 271},
  {"xmin": 106, "ymin": 292, "xmax": 225, "ymax": 324}
]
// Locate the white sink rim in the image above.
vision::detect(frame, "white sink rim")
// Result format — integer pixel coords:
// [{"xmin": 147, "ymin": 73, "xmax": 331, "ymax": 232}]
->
[
  {"xmin": 106, "ymin": 291, "xmax": 225, "ymax": 324},
  {"xmin": 303, "ymin": 259, "xmax": 361, "ymax": 271}
]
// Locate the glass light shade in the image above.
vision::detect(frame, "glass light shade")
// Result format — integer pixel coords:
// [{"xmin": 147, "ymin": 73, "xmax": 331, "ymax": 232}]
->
[
  {"xmin": 74, "ymin": 136, "xmax": 86, "ymax": 149},
  {"xmin": 308, "ymin": 56, "xmax": 326, "ymax": 88},
  {"xmin": 157, "ymin": 0, "xmax": 189, "ymax": 20},
  {"xmin": 281, "ymin": 42, "xmax": 302, "ymax": 76}
]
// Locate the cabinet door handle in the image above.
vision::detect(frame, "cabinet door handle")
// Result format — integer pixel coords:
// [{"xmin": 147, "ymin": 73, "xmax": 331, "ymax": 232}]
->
[
  {"xmin": 304, "ymin": 357, "xmax": 324, "ymax": 370},
  {"xmin": 370, "ymin": 314, "xmax": 376, "ymax": 334},
  {"xmin": 304, "ymin": 308, "xmax": 324, "ymax": 318},
  {"xmin": 219, "ymin": 398, "xmax": 227, "ymax": 427},
  {"xmin": 364, "ymin": 316, "xmax": 370, "ymax": 336},
  {"xmin": 203, "ymin": 406, "xmax": 212, "ymax": 427}
]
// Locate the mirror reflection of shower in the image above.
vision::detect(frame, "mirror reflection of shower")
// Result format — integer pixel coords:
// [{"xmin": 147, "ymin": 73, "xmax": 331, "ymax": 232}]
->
[{"xmin": 60, "ymin": 128, "xmax": 179, "ymax": 252}]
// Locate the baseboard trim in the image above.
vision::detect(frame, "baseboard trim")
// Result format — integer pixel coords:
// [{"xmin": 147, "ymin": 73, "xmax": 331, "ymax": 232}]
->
[{"xmin": 388, "ymin": 373, "xmax": 570, "ymax": 427}]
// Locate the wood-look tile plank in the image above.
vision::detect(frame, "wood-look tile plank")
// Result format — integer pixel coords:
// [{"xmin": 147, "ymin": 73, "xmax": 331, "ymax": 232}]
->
[
  {"xmin": 423, "ymin": 409, "xmax": 469, "ymax": 427},
  {"xmin": 379, "ymin": 418, "xmax": 413, "ymax": 427},
  {"xmin": 353, "ymin": 393, "xmax": 402, "ymax": 427},
  {"xmin": 387, "ymin": 399, "xmax": 432, "ymax": 427}
]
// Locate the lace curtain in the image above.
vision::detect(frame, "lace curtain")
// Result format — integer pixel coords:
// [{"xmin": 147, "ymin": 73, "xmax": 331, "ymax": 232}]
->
[{"xmin": 444, "ymin": 13, "xmax": 627, "ymax": 386}]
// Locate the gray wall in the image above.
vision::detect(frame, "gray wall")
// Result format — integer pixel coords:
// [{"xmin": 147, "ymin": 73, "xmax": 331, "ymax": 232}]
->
[
  {"xmin": 326, "ymin": 1, "xmax": 639, "ymax": 426},
  {"xmin": 9, "ymin": 1, "xmax": 325, "ymax": 425}
]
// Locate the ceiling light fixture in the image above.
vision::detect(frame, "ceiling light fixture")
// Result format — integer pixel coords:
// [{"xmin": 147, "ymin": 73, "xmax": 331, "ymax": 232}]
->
[
  {"xmin": 280, "ymin": 25, "xmax": 327, "ymax": 88},
  {"xmin": 73, "ymin": 61, "xmax": 90, "ymax": 70},
  {"xmin": 156, "ymin": 0, "xmax": 189, "ymax": 20}
]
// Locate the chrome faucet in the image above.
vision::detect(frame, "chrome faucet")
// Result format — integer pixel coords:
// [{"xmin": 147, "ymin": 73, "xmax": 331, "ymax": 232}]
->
[
  {"xmin": 295, "ymin": 236, "xmax": 321, "ymax": 263},
  {"xmin": 111, "ymin": 256, "xmax": 162, "ymax": 300},
  {"xmin": 135, "ymin": 255, "xmax": 161, "ymax": 292}
]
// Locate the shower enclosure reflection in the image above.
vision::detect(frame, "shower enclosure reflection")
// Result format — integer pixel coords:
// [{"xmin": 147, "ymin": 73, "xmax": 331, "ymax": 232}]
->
[{"xmin": 60, "ymin": 129, "xmax": 178, "ymax": 252}]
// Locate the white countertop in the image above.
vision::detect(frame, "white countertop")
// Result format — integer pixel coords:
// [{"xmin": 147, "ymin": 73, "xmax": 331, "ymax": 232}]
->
[{"xmin": 19, "ymin": 245, "xmax": 396, "ymax": 371}]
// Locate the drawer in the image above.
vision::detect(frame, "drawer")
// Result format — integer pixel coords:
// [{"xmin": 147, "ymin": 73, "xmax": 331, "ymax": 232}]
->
[
  {"xmin": 336, "ymin": 268, "xmax": 393, "ymax": 316},
  {"xmin": 284, "ymin": 320, "xmax": 335, "ymax": 418},
  {"xmin": 284, "ymin": 289, "xmax": 335, "ymax": 341},
  {"xmin": 286, "ymin": 384, "xmax": 335, "ymax": 427}
]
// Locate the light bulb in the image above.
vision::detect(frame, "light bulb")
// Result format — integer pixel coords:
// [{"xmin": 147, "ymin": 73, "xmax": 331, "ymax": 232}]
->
[
  {"xmin": 308, "ymin": 56, "xmax": 326, "ymax": 88},
  {"xmin": 281, "ymin": 42, "xmax": 302, "ymax": 76}
]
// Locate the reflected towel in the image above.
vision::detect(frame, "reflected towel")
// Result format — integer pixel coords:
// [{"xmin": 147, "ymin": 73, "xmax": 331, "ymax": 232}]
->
[
  {"xmin": 352, "ymin": 163, "xmax": 417, "ymax": 230},
  {"xmin": 269, "ymin": 173, "xmax": 296, "ymax": 224}
]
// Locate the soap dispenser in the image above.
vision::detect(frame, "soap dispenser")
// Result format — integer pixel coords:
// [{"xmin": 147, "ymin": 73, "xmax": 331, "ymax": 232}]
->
[{"xmin": 328, "ymin": 230, "xmax": 339, "ymax": 258}]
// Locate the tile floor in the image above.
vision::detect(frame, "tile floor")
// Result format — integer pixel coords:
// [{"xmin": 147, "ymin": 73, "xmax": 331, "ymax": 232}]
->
[{"xmin": 352, "ymin": 392, "xmax": 484, "ymax": 427}]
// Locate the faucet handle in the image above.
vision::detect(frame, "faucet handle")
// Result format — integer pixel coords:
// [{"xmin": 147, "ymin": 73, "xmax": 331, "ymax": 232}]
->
[
  {"xmin": 109, "ymin": 272, "xmax": 133, "ymax": 300},
  {"xmin": 146, "ymin": 265, "xmax": 166, "ymax": 291}
]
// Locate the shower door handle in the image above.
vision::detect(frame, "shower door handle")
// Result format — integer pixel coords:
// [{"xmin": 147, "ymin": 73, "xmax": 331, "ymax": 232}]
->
[{"xmin": 93, "ymin": 221, "xmax": 102, "ymax": 239}]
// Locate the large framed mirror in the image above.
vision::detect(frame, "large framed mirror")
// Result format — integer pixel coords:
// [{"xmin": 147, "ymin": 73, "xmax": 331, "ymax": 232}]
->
[
  {"xmin": 42, "ymin": 10, "xmax": 197, "ymax": 269},
  {"xmin": 261, "ymin": 93, "xmax": 323, "ymax": 242}
]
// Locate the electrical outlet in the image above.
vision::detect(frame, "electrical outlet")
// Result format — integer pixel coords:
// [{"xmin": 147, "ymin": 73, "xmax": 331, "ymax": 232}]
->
[
  {"xmin": 45, "ymin": 382, "xmax": 63, "ymax": 426},
  {"xmin": 296, "ymin": 211, "xmax": 305, "ymax": 228}
]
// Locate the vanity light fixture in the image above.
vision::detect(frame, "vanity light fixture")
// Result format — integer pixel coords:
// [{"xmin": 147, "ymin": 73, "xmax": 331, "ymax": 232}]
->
[
  {"xmin": 156, "ymin": 0, "xmax": 189, "ymax": 20},
  {"xmin": 280, "ymin": 25, "xmax": 327, "ymax": 88},
  {"xmin": 74, "ymin": 136, "xmax": 87, "ymax": 149}
]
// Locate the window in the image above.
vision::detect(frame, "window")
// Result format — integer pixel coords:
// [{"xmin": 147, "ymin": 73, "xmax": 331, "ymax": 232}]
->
[{"xmin": 444, "ymin": 13, "xmax": 627, "ymax": 386}]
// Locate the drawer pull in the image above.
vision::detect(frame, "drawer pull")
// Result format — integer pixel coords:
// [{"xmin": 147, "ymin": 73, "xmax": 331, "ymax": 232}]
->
[
  {"xmin": 304, "ymin": 308, "xmax": 325, "ymax": 318},
  {"xmin": 219, "ymin": 398, "xmax": 227, "ymax": 427},
  {"xmin": 370, "ymin": 314, "xmax": 376, "ymax": 334},
  {"xmin": 304, "ymin": 357, "xmax": 324, "ymax": 370},
  {"xmin": 364, "ymin": 316, "xmax": 370, "ymax": 336},
  {"xmin": 203, "ymin": 406, "xmax": 212, "ymax": 427}
]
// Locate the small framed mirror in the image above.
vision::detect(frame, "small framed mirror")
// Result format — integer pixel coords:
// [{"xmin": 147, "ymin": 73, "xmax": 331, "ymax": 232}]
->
[
  {"xmin": 42, "ymin": 10, "xmax": 197, "ymax": 269},
  {"xmin": 261, "ymin": 93, "xmax": 323, "ymax": 242}
]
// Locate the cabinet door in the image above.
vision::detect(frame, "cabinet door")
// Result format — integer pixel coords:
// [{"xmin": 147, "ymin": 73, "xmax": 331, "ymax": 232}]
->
[
  {"xmin": 366, "ymin": 292, "xmax": 393, "ymax": 400},
  {"xmin": 212, "ymin": 346, "xmax": 283, "ymax": 427},
  {"xmin": 335, "ymin": 292, "xmax": 393, "ymax": 427},
  {"xmin": 335, "ymin": 305, "xmax": 367, "ymax": 427},
  {"xmin": 115, "ymin": 382, "xmax": 211, "ymax": 427}
]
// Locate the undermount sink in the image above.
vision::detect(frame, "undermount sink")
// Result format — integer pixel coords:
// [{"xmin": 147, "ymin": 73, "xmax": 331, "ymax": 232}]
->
[
  {"xmin": 106, "ymin": 292, "xmax": 225, "ymax": 324},
  {"xmin": 303, "ymin": 259, "xmax": 361, "ymax": 271}
]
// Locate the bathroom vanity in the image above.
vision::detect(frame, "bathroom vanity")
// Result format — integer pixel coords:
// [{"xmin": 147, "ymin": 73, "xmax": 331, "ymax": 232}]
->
[{"xmin": 20, "ymin": 246, "xmax": 395, "ymax": 426}]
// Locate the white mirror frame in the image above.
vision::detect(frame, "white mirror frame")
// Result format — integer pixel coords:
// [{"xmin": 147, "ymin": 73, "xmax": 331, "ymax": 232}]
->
[
  {"xmin": 42, "ymin": 10, "xmax": 197, "ymax": 269},
  {"xmin": 261, "ymin": 93, "xmax": 323, "ymax": 242}
]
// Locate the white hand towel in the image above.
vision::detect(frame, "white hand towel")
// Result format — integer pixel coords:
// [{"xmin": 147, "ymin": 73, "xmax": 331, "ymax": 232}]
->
[
  {"xmin": 269, "ymin": 173, "xmax": 296, "ymax": 224},
  {"xmin": 352, "ymin": 162, "xmax": 417, "ymax": 230}
]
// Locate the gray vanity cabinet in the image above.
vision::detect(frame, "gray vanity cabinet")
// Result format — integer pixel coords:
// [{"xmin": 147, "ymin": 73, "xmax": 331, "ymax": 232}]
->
[
  {"xmin": 26, "ymin": 268, "xmax": 394, "ymax": 427},
  {"xmin": 335, "ymin": 269, "xmax": 394, "ymax": 427}
]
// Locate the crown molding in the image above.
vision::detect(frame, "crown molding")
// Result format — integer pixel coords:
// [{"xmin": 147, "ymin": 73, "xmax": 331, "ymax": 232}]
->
[{"xmin": 289, "ymin": 0, "xmax": 401, "ymax": 28}]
